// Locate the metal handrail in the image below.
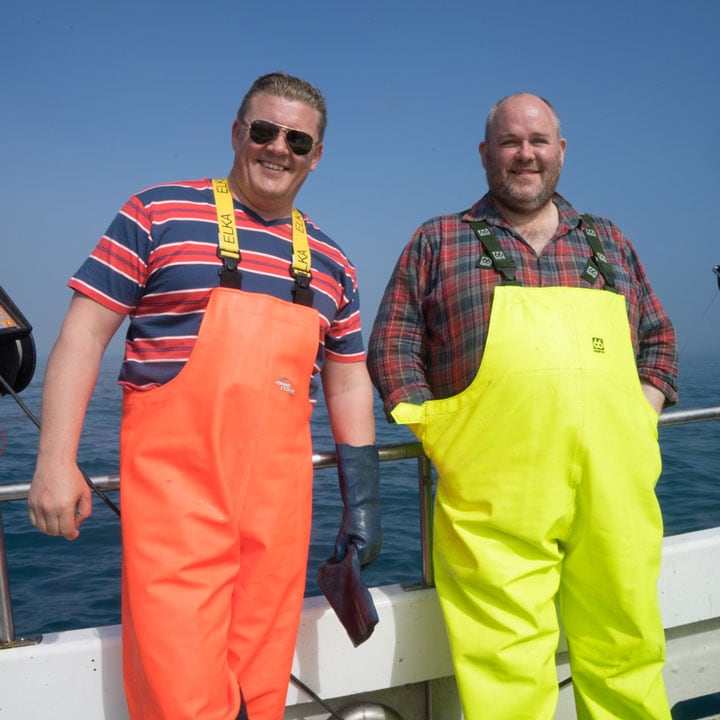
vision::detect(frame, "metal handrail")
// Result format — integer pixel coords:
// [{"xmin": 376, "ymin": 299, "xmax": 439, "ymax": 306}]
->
[
  {"xmin": 0, "ymin": 441, "xmax": 433, "ymax": 647},
  {"xmin": 2, "ymin": 404, "xmax": 720, "ymax": 648},
  {"xmin": 2, "ymin": 405, "xmax": 718, "ymax": 507},
  {"xmin": 658, "ymin": 405, "xmax": 720, "ymax": 426}
]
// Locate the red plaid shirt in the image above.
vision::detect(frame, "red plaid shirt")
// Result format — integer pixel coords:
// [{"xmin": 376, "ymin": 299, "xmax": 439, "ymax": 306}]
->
[{"xmin": 368, "ymin": 193, "xmax": 678, "ymax": 418}]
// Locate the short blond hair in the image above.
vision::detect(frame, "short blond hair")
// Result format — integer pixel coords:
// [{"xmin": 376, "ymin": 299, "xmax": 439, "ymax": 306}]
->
[{"xmin": 237, "ymin": 71, "xmax": 328, "ymax": 140}]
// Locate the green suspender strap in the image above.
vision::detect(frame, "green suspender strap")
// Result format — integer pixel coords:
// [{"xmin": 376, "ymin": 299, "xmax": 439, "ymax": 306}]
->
[
  {"xmin": 211, "ymin": 178, "xmax": 314, "ymax": 306},
  {"xmin": 579, "ymin": 214, "xmax": 617, "ymax": 291},
  {"xmin": 469, "ymin": 220, "xmax": 521, "ymax": 285},
  {"xmin": 470, "ymin": 215, "xmax": 618, "ymax": 291}
]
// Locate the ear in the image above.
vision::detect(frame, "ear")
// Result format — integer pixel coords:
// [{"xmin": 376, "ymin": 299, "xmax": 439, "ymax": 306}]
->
[
  {"xmin": 231, "ymin": 119, "xmax": 243, "ymax": 152},
  {"xmin": 479, "ymin": 141, "xmax": 489, "ymax": 169},
  {"xmin": 559, "ymin": 137, "xmax": 567, "ymax": 166},
  {"xmin": 309, "ymin": 142, "xmax": 323, "ymax": 171}
]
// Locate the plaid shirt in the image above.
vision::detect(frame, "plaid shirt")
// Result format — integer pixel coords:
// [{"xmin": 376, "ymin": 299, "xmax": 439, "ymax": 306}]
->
[{"xmin": 368, "ymin": 193, "xmax": 678, "ymax": 418}]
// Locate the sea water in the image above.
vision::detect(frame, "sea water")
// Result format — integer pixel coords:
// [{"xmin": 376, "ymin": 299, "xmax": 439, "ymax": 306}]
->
[{"xmin": 0, "ymin": 353, "xmax": 718, "ymax": 636}]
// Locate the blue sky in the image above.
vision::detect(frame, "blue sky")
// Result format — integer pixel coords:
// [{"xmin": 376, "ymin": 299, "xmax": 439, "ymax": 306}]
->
[{"xmin": 2, "ymin": 0, "xmax": 719, "ymax": 374}]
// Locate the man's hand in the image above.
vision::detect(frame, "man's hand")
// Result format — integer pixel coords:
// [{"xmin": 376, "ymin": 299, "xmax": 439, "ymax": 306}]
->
[{"xmin": 28, "ymin": 465, "xmax": 92, "ymax": 540}]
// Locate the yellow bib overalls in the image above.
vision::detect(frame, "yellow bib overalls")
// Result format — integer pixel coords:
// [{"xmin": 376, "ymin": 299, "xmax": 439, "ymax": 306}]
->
[{"xmin": 393, "ymin": 275, "xmax": 670, "ymax": 718}]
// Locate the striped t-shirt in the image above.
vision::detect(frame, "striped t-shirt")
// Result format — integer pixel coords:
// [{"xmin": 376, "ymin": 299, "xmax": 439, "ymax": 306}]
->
[{"xmin": 69, "ymin": 178, "xmax": 365, "ymax": 395}]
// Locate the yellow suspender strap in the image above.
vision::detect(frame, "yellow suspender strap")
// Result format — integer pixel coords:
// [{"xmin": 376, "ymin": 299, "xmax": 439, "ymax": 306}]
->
[
  {"xmin": 212, "ymin": 178, "xmax": 240, "ymax": 263},
  {"xmin": 211, "ymin": 179, "xmax": 313, "ymax": 304},
  {"xmin": 290, "ymin": 207, "xmax": 314, "ymax": 305},
  {"xmin": 291, "ymin": 208, "xmax": 311, "ymax": 279}
]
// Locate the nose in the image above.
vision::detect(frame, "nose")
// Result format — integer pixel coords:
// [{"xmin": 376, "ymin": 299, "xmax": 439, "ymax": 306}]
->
[
  {"xmin": 266, "ymin": 127, "xmax": 292, "ymax": 154},
  {"xmin": 516, "ymin": 141, "xmax": 534, "ymax": 161}
]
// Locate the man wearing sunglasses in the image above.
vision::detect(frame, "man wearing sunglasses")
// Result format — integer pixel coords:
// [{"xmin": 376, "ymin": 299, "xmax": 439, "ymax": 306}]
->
[
  {"xmin": 29, "ymin": 71, "xmax": 381, "ymax": 720},
  {"xmin": 368, "ymin": 93, "xmax": 677, "ymax": 719}
]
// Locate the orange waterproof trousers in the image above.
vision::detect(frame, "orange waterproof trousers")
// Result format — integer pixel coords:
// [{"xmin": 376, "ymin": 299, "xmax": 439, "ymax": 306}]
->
[{"xmin": 120, "ymin": 287, "xmax": 319, "ymax": 720}]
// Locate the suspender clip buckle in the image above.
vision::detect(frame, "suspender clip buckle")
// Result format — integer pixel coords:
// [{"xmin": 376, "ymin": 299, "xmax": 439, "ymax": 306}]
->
[
  {"xmin": 218, "ymin": 266, "xmax": 243, "ymax": 290},
  {"xmin": 291, "ymin": 269, "xmax": 312, "ymax": 288}
]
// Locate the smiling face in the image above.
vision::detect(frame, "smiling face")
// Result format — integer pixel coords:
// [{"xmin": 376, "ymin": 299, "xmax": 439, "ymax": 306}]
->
[
  {"xmin": 228, "ymin": 93, "xmax": 323, "ymax": 220},
  {"xmin": 479, "ymin": 94, "xmax": 566, "ymax": 217}
]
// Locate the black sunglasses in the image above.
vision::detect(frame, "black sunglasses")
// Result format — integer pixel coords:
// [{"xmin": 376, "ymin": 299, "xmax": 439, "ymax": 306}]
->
[{"xmin": 244, "ymin": 120, "xmax": 315, "ymax": 156}]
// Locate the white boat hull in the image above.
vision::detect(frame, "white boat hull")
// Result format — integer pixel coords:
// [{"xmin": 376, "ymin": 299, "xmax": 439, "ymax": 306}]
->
[{"xmin": 1, "ymin": 528, "xmax": 719, "ymax": 719}]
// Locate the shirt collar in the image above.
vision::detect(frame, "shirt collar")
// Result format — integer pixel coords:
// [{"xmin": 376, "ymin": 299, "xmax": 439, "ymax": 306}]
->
[{"xmin": 463, "ymin": 192, "xmax": 584, "ymax": 234}]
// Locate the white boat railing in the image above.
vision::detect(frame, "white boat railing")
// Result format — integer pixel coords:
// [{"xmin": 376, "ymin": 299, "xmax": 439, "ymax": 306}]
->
[{"xmin": 1, "ymin": 405, "xmax": 719, "ymax": 649}]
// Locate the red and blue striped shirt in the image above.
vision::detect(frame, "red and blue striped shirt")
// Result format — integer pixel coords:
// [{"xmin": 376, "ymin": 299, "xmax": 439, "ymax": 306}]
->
[{"xmin": 70, "ymin": 178, "xmax": 365, "ymax": 394}]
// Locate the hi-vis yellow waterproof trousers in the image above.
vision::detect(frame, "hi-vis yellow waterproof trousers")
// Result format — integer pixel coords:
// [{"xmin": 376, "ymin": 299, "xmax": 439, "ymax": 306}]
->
[
  {"xmin": 393, "ymin": 285, "xmax": 671, "ymax": 720},
  {"xmin": 120, "ymin": 287, "xmax": 319, "ymax": 720}
]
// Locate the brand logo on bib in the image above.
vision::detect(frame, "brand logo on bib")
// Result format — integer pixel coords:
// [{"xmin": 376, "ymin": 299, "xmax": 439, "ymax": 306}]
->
[
  {"xmin": 592, "ymin": 337, "xmax": 605, "ymax": 353},
  {"xmin": 275, "ymin": 377, "xmax": 296, "ymax": 395}
]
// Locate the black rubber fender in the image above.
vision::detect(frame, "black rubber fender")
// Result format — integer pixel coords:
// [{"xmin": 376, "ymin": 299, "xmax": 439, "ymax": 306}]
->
[{"xmin": 0, "ymin": 333, "xmax": 36, "ymax": 395}]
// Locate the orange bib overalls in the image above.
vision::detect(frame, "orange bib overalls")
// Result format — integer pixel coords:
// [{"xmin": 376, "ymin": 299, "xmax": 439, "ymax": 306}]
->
[
  {"xmin": 120, "ymin": 199, "xmax": 319, "ymax": 719},
  {"xmin": 394, "ymin": 280, "xmax": 670, "ymax": 718}
]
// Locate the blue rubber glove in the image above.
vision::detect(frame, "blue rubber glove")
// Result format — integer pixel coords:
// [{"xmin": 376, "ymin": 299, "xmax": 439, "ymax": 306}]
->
[{"xmin": 333, "ymin": 443, "xmax": 382, "ymax": 567}]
